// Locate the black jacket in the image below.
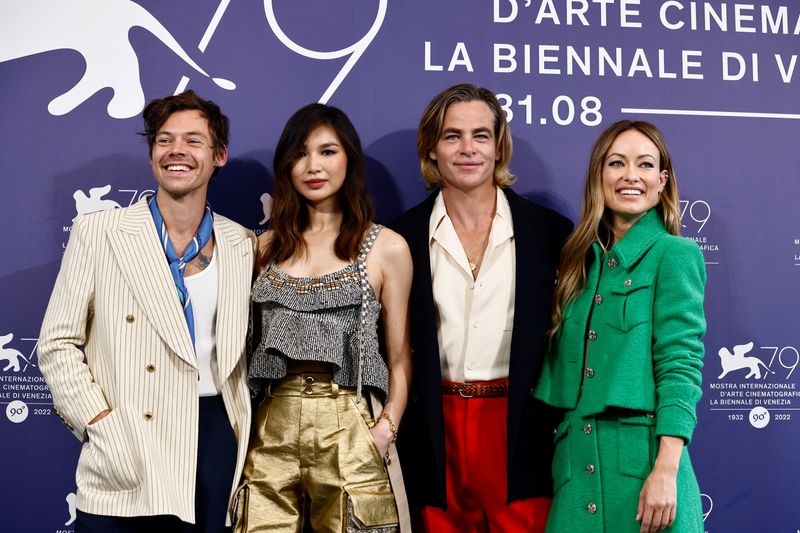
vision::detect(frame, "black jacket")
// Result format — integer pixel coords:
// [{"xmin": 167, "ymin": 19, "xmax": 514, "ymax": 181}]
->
[{"xmin": 390, "ymin": 188, "xmax": 573, "ymax": 509}]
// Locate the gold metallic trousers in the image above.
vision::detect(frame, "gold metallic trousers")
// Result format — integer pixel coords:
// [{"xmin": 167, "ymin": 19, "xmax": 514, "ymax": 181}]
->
[{"xmin": 233, "ymin": 374, "xmax": 399, "ymax": 533}]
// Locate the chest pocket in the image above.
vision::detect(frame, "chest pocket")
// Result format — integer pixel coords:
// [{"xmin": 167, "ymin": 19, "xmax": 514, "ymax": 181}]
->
[{"xmin": 605, "ymin": 274, "xmax": 653, "ymax": 332}]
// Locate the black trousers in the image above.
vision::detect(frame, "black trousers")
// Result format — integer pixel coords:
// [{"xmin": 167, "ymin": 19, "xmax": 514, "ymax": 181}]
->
[{"xmin": 76, "ymin": 395, "xmax": 237, "ymax": 533}]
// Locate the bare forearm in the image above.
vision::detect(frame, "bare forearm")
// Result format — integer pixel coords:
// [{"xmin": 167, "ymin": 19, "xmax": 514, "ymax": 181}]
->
[{"xmin": 381, "ymin": 353, "xmax": 412, "ymax": 425}]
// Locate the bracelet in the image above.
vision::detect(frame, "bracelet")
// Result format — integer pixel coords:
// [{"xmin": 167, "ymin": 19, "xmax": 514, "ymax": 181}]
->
[
  {"xmin": 377, "ymin": 412, "xmax": 398, "ymax": 443},
  {"xmin": 377, "ymin": 412, "xmax": 398, "ymax": 465}
]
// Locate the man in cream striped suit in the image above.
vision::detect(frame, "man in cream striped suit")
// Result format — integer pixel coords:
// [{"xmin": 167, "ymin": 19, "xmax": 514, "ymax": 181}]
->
[{"xmin": 39, "ymin": 90, "xmax": 254, "ymax": 532}]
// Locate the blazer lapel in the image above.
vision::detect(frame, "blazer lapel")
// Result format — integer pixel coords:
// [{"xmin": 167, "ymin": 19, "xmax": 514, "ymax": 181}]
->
[
  {"xmin": 106, "ymin": 199, "xmax": 197, "ymax": 367},
  {"xmin": 505, "ymin": 189, "xmax": 546, "ymax": 372},
  {"xmin": 406, "ymin": 194, "xmax": 440, "ymax": 385},
  {"xmin": 213, "ymin": 217, "xmax": 252, "ymax": 383}
]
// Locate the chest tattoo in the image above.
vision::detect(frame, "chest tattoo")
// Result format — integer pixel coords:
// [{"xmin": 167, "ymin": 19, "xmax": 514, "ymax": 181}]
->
[{"xmin": 193, "ymin": 251, "xmax": 211, "ymax": 271}]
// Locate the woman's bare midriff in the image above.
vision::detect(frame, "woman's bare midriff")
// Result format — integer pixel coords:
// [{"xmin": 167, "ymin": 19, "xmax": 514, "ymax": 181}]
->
[{"xmin": 285, "ymin": 360, "xmax": 334, "ymax": 374}]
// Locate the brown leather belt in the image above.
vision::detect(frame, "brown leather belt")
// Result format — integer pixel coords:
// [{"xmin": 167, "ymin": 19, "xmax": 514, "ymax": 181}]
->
[{"xmin": 441, "ymin": 382, "xmax": 508, "ymax": 398}]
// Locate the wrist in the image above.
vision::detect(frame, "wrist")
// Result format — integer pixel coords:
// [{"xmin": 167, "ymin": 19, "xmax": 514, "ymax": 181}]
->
[
  {"xmin": 652, "ymin": 460, "xmax": 679, "ymax": 476},
  {"xmin": 88, "ymin": 409, "xmax": 111, "ymax": 426},
  {"xmin": 377, "ymin": 412, "xmax": 398, "ymax": 443}
]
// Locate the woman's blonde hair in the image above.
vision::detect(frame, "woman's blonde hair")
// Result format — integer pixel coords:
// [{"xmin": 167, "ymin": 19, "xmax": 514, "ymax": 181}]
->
[{"xmin": 550, "ymin": 120, "xmax": 681, "ymax": 334}]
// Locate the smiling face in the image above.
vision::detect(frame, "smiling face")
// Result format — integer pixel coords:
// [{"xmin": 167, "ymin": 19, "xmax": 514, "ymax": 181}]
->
[
  {"xmin": 602, "ymin": 128, "xmax": 668, "ymax": 237},
  {"xmin": 290, "ymin": 125, "xmax": 347, "ymax": 209},
  {"xmin": 150, "ymin": 109, "xmax": 227, "ymax": 201},
  {"xmin": 430, "ymin": 100, "xmax": 499, "ymax": 194}
]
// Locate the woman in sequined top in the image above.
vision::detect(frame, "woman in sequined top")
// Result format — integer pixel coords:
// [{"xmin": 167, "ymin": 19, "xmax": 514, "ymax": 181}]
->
[{"xmin": 234, "ymin": 103, "xmax": 413, "ymax": 533}]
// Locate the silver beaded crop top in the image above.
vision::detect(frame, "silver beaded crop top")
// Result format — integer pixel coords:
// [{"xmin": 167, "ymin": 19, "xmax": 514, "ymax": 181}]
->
[{"xmin": 248, "ymin": 225, "xmax": 387, "ymax": 399}]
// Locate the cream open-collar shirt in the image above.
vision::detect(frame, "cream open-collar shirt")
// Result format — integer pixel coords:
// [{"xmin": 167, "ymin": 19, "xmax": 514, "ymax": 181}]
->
[{"xmin": 429, "ymin": 187, "xmax": 516, "ymax": 383}]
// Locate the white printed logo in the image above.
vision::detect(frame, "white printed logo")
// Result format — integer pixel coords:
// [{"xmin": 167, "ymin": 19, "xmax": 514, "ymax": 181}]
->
[
  {"xmin": 73, "ymin": 185, "xmax": 122, "ymax": 219},
  {"xmin": 701, "ymin": 493, "xmax": 712, "ymax": 525},
  {"xmin": 749, "ymin": 406, "xmax": 770, "ymax": 428},
  {"xmin": 0, "ymin": 332, "xmax": 36, "ymax": 373},
  {"xmin": 264, "ymin": 0, "xmax": 387, "ymax": 104},
  {"xmin": 0, "ymin": 0, "xmax": 234, "ymax": 119},
  {"xmin": 1, "ymin": 1, "xmax": 387, "ymax": 118},
  {"xmin": 65, "ymin": 492, "xmax": 77, "ymax": 526},
  {"xmin": 718, "ymin": 342, "xmax": 774, "ymax": 380},
  {"xmin": 259, "ymin": 193, "xmax": 273, "ymax": 225},
  {"xmin": 6, "ymin": 400, "xmax": 29, "ymax": 423}
]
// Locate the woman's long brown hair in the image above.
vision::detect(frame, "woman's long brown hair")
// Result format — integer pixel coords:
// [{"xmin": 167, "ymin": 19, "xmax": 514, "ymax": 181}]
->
[{"xmin": 258, "ymin": 104, "xmax": 374, "ymax": 271}]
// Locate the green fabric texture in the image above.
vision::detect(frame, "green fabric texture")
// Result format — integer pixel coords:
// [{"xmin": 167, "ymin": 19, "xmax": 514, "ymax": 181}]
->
[
  {"xmin": 535, "ymin": 208, "xmax": 707, "ymax": 531},
  {"xmin": 545, "ymin": 408, "xmax": 703, "ymax": 533},
  {"xmin": 535, "ymin": 208, "xmax": 707, "ymax": 442}
]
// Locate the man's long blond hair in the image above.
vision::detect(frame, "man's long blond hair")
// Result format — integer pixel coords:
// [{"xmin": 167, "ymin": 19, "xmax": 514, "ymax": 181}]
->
[{"xmin": 417, "ymin": 83, "xmax": 515, "ymax": 189}]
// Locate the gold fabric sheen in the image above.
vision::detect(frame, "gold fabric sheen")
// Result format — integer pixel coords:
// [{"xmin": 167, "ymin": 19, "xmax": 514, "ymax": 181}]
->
[{"xmin": 234, "ymin": 374, "xmax": 399, "ymax": 533}]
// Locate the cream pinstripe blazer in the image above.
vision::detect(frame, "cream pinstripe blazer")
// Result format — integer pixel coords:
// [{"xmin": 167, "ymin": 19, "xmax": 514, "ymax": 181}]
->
[{"xmin": 38, "ymin": 198, "xmax": 254, "ymax": 524}]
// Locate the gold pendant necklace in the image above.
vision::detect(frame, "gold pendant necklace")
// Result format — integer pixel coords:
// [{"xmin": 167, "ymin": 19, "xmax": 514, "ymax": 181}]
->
[{"xmin": 467, "ymin": 230, "xmax": 491, "ymax": 274}]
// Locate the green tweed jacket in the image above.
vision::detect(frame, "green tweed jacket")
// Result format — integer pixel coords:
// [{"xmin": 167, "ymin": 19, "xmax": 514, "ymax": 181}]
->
[{"xmin": 535, "ymin": 208, "xmax": 706, "ymax": 442}]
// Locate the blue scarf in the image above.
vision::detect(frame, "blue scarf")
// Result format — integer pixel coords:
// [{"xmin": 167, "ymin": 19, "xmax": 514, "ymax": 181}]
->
[{"xmin": 148, "ymin": 195, "xmax": 214, "ymax": 347}]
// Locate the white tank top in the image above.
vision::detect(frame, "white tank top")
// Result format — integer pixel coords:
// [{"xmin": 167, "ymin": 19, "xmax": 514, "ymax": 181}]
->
[{"xmin": 184, "ymin": 251, "xmax": 220, "ymax": 397}]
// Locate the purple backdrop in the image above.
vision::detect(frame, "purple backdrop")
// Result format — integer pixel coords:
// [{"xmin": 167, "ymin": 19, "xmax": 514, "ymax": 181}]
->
[{"xmin": 2, "ymin": 1, "xmax": 799, "ymax": 531}]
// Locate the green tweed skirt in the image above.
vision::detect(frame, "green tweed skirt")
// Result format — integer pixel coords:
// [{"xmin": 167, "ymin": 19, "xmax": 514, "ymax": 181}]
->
[{"xmin": 544, "ymin": 401, "xmax": 703, "ymax": 533}]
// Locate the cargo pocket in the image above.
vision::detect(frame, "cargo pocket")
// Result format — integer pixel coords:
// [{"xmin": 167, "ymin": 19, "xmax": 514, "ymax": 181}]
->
[
  {"xmin": 606, "ymin": 274, "xmax": 653, "ymax": 332},
  {"xmin": 344, "ymin": 478, "xmax": 399, "ymax": 532},
  {"xmin": 231, "ymin": 483, "xmax": 250, "ymax": 533},
  {"xmin": 617, "ymin": 413, "xmax": 656, "ymax": 479},
  {"xmin": 551, "ymin": 420, "xmax": 572, "ymax": 494}
]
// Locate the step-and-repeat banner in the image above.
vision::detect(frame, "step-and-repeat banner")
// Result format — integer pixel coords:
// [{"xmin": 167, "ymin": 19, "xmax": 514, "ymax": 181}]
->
[{"xmin": 1, "ymin": 1, "xmax": 798, "ymax": 531}]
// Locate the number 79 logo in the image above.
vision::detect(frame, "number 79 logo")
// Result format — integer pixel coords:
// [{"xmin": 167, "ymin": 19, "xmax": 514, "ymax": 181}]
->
[{"xmin": 179, "ymin": 1, "xmax": 388, "ymax": 104}]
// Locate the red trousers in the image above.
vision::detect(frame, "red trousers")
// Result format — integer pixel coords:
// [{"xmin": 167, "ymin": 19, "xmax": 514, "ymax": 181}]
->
[{"xmin": 419, "ymin": 380, "xmax": 551, "ymax": 533}]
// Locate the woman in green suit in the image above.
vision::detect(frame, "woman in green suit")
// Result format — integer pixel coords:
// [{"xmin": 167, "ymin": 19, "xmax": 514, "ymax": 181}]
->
[{"xmin": 536, "ymin": 120, "xmax": 706, "ymax": 533}]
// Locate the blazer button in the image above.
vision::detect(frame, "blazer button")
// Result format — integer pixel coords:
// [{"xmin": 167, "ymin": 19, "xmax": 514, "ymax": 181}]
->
[
  {"xmin": 594, "ymin": 294, "xmax": 602, "ymax": 305},
  {"xmin": 587, "ymin": 502, "xmax": 597, "ymax": 514},
  {"xmin": 146, "ymin": 363, "xmax": 156, "ymax": 373},
  {"xmin": 586, "ymin": 464, "xmax": 596, "ymax": 475},
  {"xmin": 587, "ymin": 330, "xmax": 597, "ymax": 341},
  {"xmin": 585, "ymin": 368, "xmax": 595, "ymax": 378},
  {"xmin": 624, "ymin": 279, "xmax": 632, "ymax": 287},
  {"xmin": 303, "ymin": 386, "xmax": 313, "ymax": 394},
  {"xmin": 584, "ymin": 423, "xmax": 592, "ymax": 435},
  {"xmin": 646, "ymin": 412, "xmax": 655, "ymax": 419},
  {"xmin": 607, "ymin": 258, "xmax": 618, "ymax": 268},
  {"xmin": 143, "ymin": 411, "xmax": 153, "ymax": 421},
  {"xmin": 126, "ymin": 314, "xmax": 135, "ymax": 323}
]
